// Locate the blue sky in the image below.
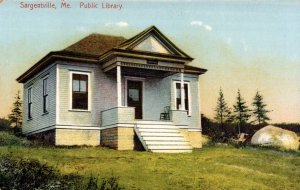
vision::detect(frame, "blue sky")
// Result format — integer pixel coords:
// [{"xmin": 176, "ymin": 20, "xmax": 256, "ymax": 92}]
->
[{"xmin": 0, "ymin": 0, "xmax": 299, "ymax": 122}]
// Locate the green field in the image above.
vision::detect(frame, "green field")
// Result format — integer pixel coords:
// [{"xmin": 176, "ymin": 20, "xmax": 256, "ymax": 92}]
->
[{"xmin": 0, "ymin": 132, "xmax": 299, "ymax": 190}]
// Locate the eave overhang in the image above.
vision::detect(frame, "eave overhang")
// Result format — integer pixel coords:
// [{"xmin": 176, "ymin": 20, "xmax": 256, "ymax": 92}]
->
[
  {"xmin": 184, "ymin": 65, "xmax": 207, "ymax": 75},
  {"xmin": 99, "ymin": 48, "xmax": 193, "ymax": 64},
  {"xmin": 16, "ymin": 51, "xmax": 99, "ymax": 83}
]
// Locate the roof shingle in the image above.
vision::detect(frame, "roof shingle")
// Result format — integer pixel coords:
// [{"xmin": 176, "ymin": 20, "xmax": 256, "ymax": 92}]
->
[{"xmin": 64, "ymin": 34, "xmax": 126, "ymax": 56}]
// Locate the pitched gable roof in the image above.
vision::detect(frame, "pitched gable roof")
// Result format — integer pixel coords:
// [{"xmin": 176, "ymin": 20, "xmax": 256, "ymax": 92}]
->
[
  {"xmin": 64, "ymin": 34, "xmax": 126, "ymax": 56},
  {"xmin": 116, "ymin": 26, "xmax": 192, "ymax": 59},
  {"xmin": 17, "ymin": 26, "xmax": 205, "ymax": 83}
]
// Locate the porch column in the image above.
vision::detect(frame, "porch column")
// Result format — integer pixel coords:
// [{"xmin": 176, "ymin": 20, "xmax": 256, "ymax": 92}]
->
[
  {"xmin": 117, "ymin": 64, "xmax": 122, "ymax": 107},
  {"xmin": 180, "ymin": 71, "xmax": 185, "ymax": 110}
]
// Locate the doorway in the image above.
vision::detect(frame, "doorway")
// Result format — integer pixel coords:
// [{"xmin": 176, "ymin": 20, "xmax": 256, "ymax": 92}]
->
[{"xmin": 127, "ymin": 80, "xmax": 143, "ymax": 119}]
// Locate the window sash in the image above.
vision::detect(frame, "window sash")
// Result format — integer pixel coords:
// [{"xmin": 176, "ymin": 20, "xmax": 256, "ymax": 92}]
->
[
  {"xmin": 28, "ymin": 88, "xmax": 32, "ymax": 119},
  {"xmin": 72, "ymin": 74, "xmax": 88, "ymax": 110},
  {"xmin": 175, "ymin": 82, "xmax": 190, "ymax": 114},
  {"xmin": 43, "ymin": 78, "xmax": 48, "ymax": 113}
]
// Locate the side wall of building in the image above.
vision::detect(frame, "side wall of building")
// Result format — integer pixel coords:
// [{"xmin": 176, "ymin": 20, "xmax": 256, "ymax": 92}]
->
[
  {"xmin": 57, "ymin": 61, "xmax": 117, "ymax": 128},
  {"xmin": 22, "ymin": 63, "xmax": 57, "ymax": 134},
  {"xmin": 170, "ymin": 73, "xmax": 201, "ymax": 130}
]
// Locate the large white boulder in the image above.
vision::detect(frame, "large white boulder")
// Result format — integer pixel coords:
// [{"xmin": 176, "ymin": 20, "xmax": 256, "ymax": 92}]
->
[{"xmin": 251, "ymin": 125, "xmax": 299, "ymax": 150}]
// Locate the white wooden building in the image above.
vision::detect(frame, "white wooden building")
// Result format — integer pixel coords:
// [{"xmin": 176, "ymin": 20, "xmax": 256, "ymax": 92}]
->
[{"xmin": 17, "ymin": 26, "xmax": 207, "ymax": 153}]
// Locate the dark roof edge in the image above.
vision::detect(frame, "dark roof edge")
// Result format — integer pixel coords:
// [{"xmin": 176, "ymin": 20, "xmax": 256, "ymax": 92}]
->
[
  {"xmin": 184, "ymin": 65, "xmax": 207, "ymax": 75},
  {"xmin": 17, "ymin": 51, "xmax": 99, "ymax": 83}
]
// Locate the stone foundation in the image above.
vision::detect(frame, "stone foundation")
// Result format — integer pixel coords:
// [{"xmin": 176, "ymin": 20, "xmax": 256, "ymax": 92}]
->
[
  {"xmin": 188, "ymin": 131, "xmax": 202, "ymax": 148},
  {"xmin": 179, "ymin": 129, "xmax": 202, "ymax": 148},
  {"xmin": 101, "ymin": 127, "xmax": 136, "ymax": 150},
  {"xmin": 100, "ymin": 127, "xmax": 118, "ymax": 149},
  {"xmin": 55, "ymin": 129, "xmax": 100, "ymax": 146},
  {"xmin": 28, "ymin": 129, "xmax": 56, "ymax": 145}
]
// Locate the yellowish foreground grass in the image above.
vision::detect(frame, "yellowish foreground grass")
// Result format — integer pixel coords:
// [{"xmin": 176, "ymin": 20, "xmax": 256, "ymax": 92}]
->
[{"xmin": 0, "ymin": 145, "xmax": 299, "ymax": 189}]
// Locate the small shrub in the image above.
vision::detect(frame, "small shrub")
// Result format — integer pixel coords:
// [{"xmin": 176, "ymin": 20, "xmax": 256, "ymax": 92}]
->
[
  {"xmin": 0, "ymin": 118, "xmax": 12, "ymax": 132},
  {"xmin": 0, "ymin": 155, "xmax": 126, "ymax": 190},
  {"xmin": 0, "ymin": 155, "xmax": 80, "ymax": 189},
  {"xmin": 0, "ymin": 131, "xmax": 30, "ymax": 146},
  {"xmin": 0, "ymin": 155, "xmax": 58, "ymax": 189},
  {"xmin": 84, "ymin": 175, "xmax": 125, "ymax": 190}
]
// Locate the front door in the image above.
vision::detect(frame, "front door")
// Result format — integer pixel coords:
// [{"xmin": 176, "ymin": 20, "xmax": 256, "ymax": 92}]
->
[{"xmin": 127, "ymin": 80, "xmax": 143, "ymax": 119}]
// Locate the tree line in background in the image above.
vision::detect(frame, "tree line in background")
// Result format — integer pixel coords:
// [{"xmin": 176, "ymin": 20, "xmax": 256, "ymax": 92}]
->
[
  {"xmin": 202, "ymin": 88, "xmax": 300, "ymax": 142},
  {"xmin": 0, "ymin": 90, "xmax": 299, "ymax": 141},
  {"xmin": 214, "ymin": 88, "xmax": 270, "ymax": 134},
  {"xmin": 0, "ymin": 91, "xmax": 23, "ymax": 136}
]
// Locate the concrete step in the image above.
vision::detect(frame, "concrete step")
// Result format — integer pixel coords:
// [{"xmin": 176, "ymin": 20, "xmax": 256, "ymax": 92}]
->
[
  {"xmin": 146, "ymin": 141, "xmax": 190, "ymax": 145},
  {"xmin": 140, "ymin": 132, "xmax": 181, "ymax": 137},
  {"xmin": 143, "ymin": 136, "xmax": 185, "ymax": 141},
  {"xmin": 148, "ymin": 145, "xmax": 192, "ymax": 150},
  {"xmin": 152, "ymin": 149, "xmax": 193, "ymax": 153},
  {"xmin": 133, "ymin": 121, "xmax": 193, "ymax": 153},
  {"xmin": 138, "ymin": 128, "xmax": 178, "ymax": 133}
]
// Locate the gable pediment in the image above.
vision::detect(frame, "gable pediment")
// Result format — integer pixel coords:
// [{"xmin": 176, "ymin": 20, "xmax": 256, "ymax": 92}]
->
[
  {"xmin": 132, "ymin": 35, "xmax": 172, "ymax": 54},
  {"xmin": 116, "ymin": 26, "xmax": 193, "ymax": 60}
]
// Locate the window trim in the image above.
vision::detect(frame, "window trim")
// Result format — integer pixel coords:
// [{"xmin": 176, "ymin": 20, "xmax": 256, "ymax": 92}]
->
[
  {"xmin": 27, "ymin": 86, "xmax": 33, "ymax": 120},
  {"xmin": 42, "ymin": 76, "xmax": 49, "ymax": 114},
  {"xmin": 69, "ymin": 71, "xmax": 91, "ymax": 111},
  {"xmin": 173, "ymin": 81, "xmax": 191, "ymax": 116}
]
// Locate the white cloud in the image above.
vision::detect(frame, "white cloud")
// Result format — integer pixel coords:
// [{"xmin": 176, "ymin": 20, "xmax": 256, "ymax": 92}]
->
[
  {"xmin": 116, "ymin": 21, "xmax": 129, "ymax": 27},
  {"xmin": 191, "ymin": 20, "xmax": 203, "ymax": 26},
  {"xmin": 76, "ymin": 26, "xmax": 88, "ymax": 32},
  {"xmin": 191, "ymin": 20, "xmax": 212, "ymax": 32},
  {"xmin": 106, "ymin": 21, "xmax": 129, "ymax": 27},
  {"xmin": 203, "ymin": 24, "xmax": 212, "ymax": 31}
]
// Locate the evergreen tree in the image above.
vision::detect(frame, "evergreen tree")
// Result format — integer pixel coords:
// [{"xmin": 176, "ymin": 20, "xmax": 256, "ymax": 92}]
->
[
  {"xmin": 233, "ymin": 89, "xmax": 251, "ymax": 134},
  {"xmin": 8, "ymin": 91, "xmax": 22, "ymax": 129},
  {"xmin": 214, "ymin": 88, "xmax": 232, "ymax": 126},
  {"xmin": 252, "ymin": 91, "xmax": 270, "ymax": 125}
]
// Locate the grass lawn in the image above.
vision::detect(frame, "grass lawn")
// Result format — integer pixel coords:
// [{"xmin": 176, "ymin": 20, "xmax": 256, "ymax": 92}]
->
[{"xmin": 0, "ymin": 143, "xmax": 299, "ymax": 190}]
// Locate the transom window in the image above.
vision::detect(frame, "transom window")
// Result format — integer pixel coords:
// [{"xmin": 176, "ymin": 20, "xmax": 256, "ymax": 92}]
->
[
  {"xmin": 43, "ymin": 77, "xmax": 49, "ymax": 113},
  {"xmin": 72, "ymin": 73, "xmax": 88, "ymax": 110},
  {"xmin": 175, "ymin": 82, "xmax": 190, "ymax": 115}
]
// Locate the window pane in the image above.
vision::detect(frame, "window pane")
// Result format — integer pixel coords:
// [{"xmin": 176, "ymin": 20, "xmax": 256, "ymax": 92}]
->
[
  {"xmin": 43, "ymin": 78, "xmax": 48, "ymax": 95},
  {"xmin": 43, "ymin": 95, "xmax": 48, "ymax": 113},
  {"xmin": 73, "ymin": 92, "xmax": 88, "ymax": 109},
  {"xmin": 80, "ymin": 80, "xmax": 87, "ymax": 92},
  {"xmin": 28, "ymin": 88, "xmax": 31, "ymax": 103},
  {"xmin": 185, "ymin": 84, "xmax": 189, "ymax": 112},
  {"xmin": 73, "ymin": 80, "xmax": 80, "ymax": 92},
  {"xmin": 72, "ymin": 73, "xmax": 88, "ymax": 110},
  {"xmin": 129, "ymin": 89, "xmax": 139, "ymax": 101},
  {"xmin": 175, "ymin": 82, "xmax": 189, "ymax": 113}
]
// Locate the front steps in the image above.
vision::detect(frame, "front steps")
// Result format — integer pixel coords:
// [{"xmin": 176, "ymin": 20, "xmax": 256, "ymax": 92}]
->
[{"xmin": 134, "ymin": 121, "xmax": 192, "ymax": 153}]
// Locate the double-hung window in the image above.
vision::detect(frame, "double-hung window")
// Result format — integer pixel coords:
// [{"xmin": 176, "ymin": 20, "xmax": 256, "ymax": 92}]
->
[
  {"xmin": 43, "ymin": 77, "xmax": 49, "ymax": 113},
  {"xmin": 175, "ymin": 82, "xmax": 191, "ymax": 115},
  {"xmin": 72, "ymin": 73, "xmax": 88, "ymax": 110},
  {"xmin": 28, "ymin": 87, "xmax": 32, "ymax": 119}
]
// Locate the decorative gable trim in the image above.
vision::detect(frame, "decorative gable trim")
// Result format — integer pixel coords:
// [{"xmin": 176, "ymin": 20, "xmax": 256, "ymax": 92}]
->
[
  {"xmin": 132, "ymin": 34, "xmax": 172, "ymax": 54},
  {"xmin": 117, "ymin": 26, "xmax": 193, "ymax": 59}
]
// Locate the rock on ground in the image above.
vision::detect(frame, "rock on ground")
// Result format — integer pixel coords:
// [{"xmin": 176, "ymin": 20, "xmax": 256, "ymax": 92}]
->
[{"xmin": 251, "ymin": 125, "xmax": 299, "ymax": 150}]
